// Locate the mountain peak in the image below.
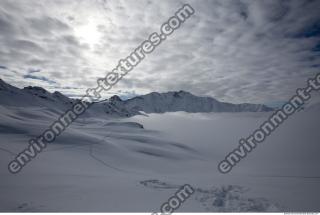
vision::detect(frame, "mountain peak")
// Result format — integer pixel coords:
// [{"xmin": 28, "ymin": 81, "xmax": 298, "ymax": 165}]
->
[
  {"xmin": 23, "ymin": 86, "xmax": 48, "ymax": 93},
  {"xmin": 178, "ymin": 90, "xmax": 189, "ymax": 94},
  {"xmin": 0, "ymin": 79, "xmax": 8, "ymax": 90},
  {"xmin": 171, "ymin": 90, "xmax": 192, "ymax": 98},
  {"xmin": 109, "ymin": 95, "xmax": 122, "ymax": 102},
  {"xmin": 53, "ymin": 91, "xmax": 62, "ymax": 95},
  {"xmin": 0, "ymin": 78, "xmax": 19, "ymax": 92}
]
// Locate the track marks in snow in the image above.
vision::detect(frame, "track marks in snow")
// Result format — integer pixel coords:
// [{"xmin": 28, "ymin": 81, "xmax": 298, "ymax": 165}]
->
[{"xmin": 139, "ymin": 180, "xmax": 282, "ymax": 212}]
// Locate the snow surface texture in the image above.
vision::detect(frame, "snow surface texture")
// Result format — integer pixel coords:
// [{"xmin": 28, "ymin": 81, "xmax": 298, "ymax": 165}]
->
[
  {"xmin": 140, "ymin": 180, "xmax": 282, "ymax": 212},
  {"xmin": 0, "ymin": 79, "xmax": 320, "ymax": 212}
]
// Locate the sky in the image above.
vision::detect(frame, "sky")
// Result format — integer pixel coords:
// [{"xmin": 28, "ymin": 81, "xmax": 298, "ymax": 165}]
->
[{"xmin": 0, "ymin": 0, "xmax": 319, "ymax": 104}]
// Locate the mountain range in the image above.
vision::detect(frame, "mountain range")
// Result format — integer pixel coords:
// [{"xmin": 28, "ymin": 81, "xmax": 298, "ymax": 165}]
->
[{"xmin": 0, "ymin": 78, "xmax": 273, "ymax": 117}]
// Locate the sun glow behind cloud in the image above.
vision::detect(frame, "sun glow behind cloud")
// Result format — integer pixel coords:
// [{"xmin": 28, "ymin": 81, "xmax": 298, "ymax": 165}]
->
[{"xmin": 74, "ymin": 17, "xmax": 102, "ymax": 48}]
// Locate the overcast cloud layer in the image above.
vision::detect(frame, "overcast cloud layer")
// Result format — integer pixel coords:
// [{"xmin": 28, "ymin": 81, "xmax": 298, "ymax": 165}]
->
[{"xmin": 0, "ymin": 0, "xmax": 319, "ymax": 103}]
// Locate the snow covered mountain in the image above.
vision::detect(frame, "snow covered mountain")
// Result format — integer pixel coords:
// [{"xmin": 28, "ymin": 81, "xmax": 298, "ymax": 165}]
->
[
  {"xmin": 0, "ymin": 79, "xmax": 77, "ymax": 111},
  {"xmin": 100, "ymin": 90, "xmax": 273, "ymax": 116},
  {"xmin": 0, "ymin": 79, "xmax": 273, "ymax": 117}
]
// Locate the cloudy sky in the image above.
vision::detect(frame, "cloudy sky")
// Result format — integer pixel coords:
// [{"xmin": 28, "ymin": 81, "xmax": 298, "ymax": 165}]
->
[{"xmin": 0, "ymin": 0, "xmax": 319, "ymax": 104}]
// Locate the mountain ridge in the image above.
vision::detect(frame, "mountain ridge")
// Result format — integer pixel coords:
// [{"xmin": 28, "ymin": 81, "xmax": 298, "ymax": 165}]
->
[{"xmin": 0, "ymin": 78, "xmax": 273, "ymax": 116}]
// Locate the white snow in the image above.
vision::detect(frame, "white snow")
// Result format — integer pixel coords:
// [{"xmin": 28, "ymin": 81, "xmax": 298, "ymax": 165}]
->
[{"xmin": 0, "ymin": 79, "xmax": 319, "ymax": 212}]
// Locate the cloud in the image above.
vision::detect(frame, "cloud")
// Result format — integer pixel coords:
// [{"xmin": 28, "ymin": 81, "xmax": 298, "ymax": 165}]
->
[
  {"xmin": 23, "ymin": 74, "xmax": 57, "ymax": 85},
  {"xmin": 0, "ymin": 0, "xmax": 319, "ymax": 104},
  {"xmin": 26, "ymin": 16, "xmax": 70, "ymax": 35},
  {"xmin": 27, "ymin": 68, "xmax": 41, "ymax": 74}
]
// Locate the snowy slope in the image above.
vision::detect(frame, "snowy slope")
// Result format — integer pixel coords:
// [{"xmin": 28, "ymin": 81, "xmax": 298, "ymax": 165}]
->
[
  {"xmin": 1, "ymin": 78, "xmax": 319, "ymax": 212},
  {"xmin": 0, "ymin": 102, "xmax": 319, "ymax": 211}
]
